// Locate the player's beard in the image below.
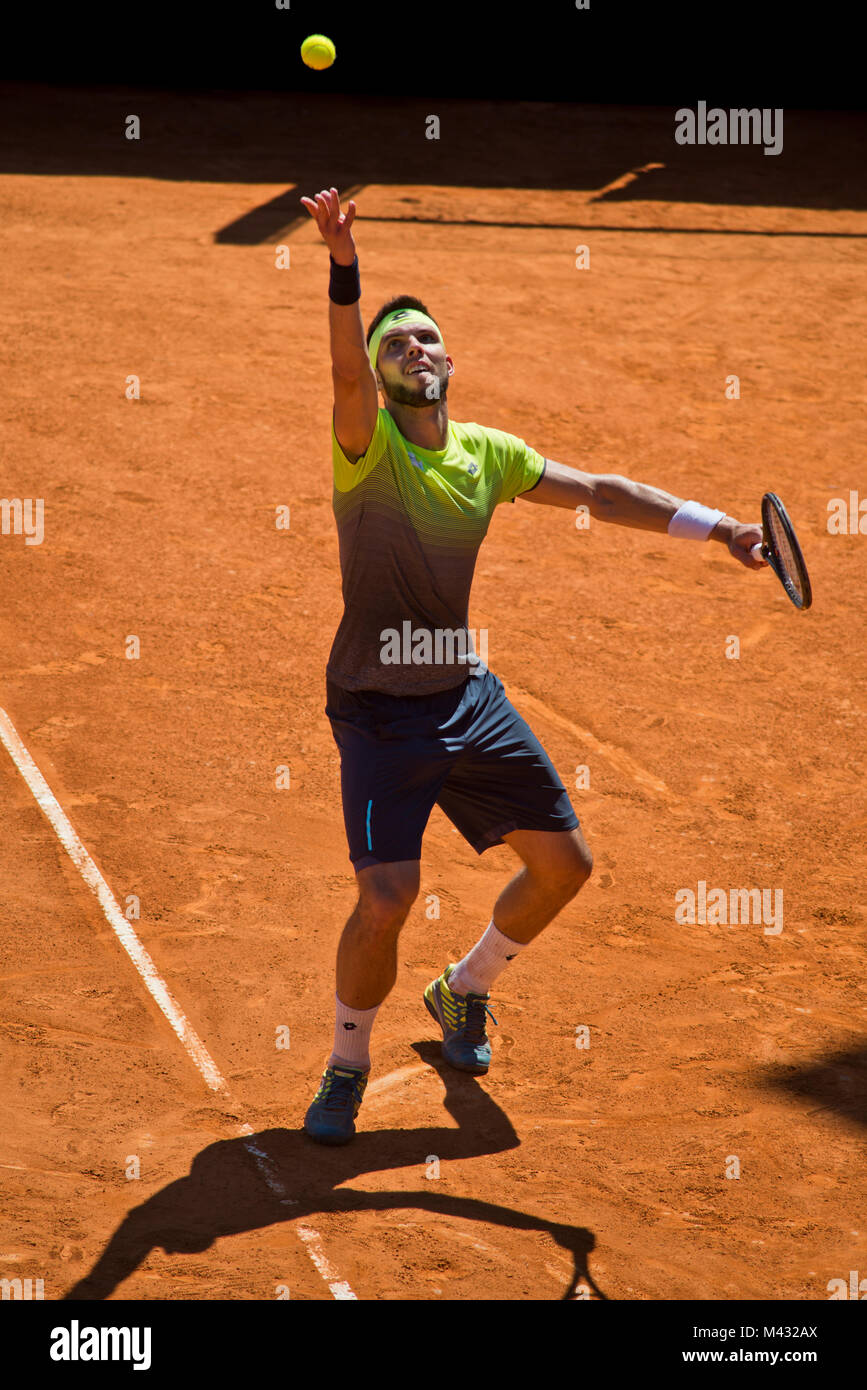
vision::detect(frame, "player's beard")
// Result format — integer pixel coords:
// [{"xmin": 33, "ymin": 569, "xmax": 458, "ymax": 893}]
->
[{"xmin": 380, "ymin": 365, "xmax": 448, "ymax": 408}]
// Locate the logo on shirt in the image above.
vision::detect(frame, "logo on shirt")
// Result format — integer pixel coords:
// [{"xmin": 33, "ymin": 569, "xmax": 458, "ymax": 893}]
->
[
  {"xmin": 467, "ymin": 462, "xmax": 478, "ymax": 476},
  {"xmin": 406, "ymin": 450, "xmax": 425, "ymax": 470}
]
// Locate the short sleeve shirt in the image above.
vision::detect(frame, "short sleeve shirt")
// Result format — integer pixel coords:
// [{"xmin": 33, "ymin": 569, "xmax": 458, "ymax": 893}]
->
[{"xmin": 328, "ymin": 407, "xmax": 546, "ymax": 694}]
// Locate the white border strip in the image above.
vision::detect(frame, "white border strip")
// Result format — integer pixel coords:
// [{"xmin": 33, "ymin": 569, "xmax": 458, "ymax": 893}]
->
[
  {"xmin": 0, "ymin": 705, "xmax": 355, "ymax": 1301},
  {"xmin": 295, "ymin": 1227, "xmax": 357, "ymax": 1301},
  {"xmin": 0, "ymin": 708, "xmax": 227, "ymax": 1094}
]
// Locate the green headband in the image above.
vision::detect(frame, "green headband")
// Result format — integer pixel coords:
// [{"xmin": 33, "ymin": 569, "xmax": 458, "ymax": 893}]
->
[{"xmin": 368, "ymin": 309, "xmax": 444, "ymax": 373}]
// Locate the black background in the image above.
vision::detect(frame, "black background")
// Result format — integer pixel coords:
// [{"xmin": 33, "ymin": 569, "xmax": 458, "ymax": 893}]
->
[{"xmin": 3, "ymin": 1, "xmax": 859, "ymax": 108}]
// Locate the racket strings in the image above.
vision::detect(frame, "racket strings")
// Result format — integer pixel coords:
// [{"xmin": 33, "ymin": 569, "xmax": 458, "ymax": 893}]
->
[{"xmin": 767, "ymin": 508, "xmax": 806, "ymax": 602}]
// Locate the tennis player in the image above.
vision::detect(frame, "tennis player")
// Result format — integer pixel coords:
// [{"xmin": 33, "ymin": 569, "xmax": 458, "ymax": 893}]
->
[{"xmin": 299, "ymin": 188, "xmax": 767, "ymax": 1145}]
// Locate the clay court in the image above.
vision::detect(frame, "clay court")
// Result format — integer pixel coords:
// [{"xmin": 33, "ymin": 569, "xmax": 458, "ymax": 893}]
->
[{"xmin": 1, "ymin": 86, "xmax": 865, "ymax": 1301}]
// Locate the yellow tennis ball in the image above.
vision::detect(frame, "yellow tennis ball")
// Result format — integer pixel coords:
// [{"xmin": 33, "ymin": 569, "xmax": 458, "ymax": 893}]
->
[{"xmin": 301, "ymin": 34, "xmax": 336, "ymax": 71}]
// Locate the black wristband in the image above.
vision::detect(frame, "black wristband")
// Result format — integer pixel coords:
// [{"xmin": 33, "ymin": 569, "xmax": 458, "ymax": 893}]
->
[{"xmin": 329, "ymin": 254, "xmax": 361, "ymax": 305}]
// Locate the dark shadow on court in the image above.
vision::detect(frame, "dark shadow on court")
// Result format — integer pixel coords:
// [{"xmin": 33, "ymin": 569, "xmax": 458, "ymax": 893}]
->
[
  {"xmin": 2, "ymin": 86, "xmax": 865, "ymax": 251},
  {"xmin": 61, "ymin": 1042, "xmax": 605, "ymax": 1302},
  {"xmin": 315, "ymin": 215, "xmax": 866, "ymax": 240},
  {"xmin": 762, "ymin": 1045, "xmax": 867, "ymax": 1129}
]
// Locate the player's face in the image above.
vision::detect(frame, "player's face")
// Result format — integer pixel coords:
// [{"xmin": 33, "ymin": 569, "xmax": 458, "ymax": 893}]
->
[{"xmin": 376, "ymin": 327, "xmax": 451, "ymax": 407}]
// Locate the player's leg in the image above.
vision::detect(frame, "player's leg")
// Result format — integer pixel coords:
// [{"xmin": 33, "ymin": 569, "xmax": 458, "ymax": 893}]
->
[
  {"xmin": 305, "ymin": 680, "xmax": 455, "ymax": 1142},
  {"xmin": 425, "ymin": 669, "xmax": 590, "ymax": 1070},
  {"xmin": 305, "ymin": 859, "xmax": 426, "ymax": 1144},
  {"xmin": 443, "ymin": 826, "xmax": 592, "ymax": 1005},
  {"xmin": 493, "ymin": 824, "xmax": 593, "ymax": 944},
  {"xmin": 336, "ymin": 859, "xmax": 420, "ymax": 1012},
  {"xmin": 325, "ymin": 679, "xmax": 455, "ymax": 1052},
  {"xmin": 305, "ymin": 862, "xmax": 426, "ymax": 1146},
  {"xmin": 323, "ymin": 860, "xmax": 419, "ymax": 1081},
  {"xmin": 436, "ymin": 666, "xmax": 590, "ymax": 971}
]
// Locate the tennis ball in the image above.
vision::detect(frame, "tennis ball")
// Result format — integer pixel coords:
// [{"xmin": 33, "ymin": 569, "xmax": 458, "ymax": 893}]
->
[{"xmin": 301, "ymin": 34, "xmax": 336, "ymax": 70}]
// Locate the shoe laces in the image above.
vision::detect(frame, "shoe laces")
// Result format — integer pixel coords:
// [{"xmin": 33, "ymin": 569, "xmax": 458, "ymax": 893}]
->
[
  {"xmin": 322, "ymin": 1069, "xmax": 364, "ymax": 1110},
  {"xmin": 462, "ymin": 993, "xmax": 498, "ymax": 1043}
]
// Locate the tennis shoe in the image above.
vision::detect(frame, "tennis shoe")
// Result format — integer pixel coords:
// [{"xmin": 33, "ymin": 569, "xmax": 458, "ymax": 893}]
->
[
  {"xmin": 424, "ymin": 964, "xmax": 498, "ymax": 1074},
  {"xmin": 304, "ymin": 1063, "xmax": 369, "ymax": 1145}
]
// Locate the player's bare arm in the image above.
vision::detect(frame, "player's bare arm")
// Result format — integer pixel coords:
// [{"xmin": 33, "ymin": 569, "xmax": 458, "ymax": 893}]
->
[
  {"xmin": 520, "ymin": 458, "xmax": 769, "ymax": 571},
  {"xmin": 300, "ymin": 186, "xmax": 378, "ymax": 463}
]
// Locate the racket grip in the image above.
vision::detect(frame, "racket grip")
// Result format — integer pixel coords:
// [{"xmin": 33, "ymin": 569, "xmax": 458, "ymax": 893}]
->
[{"xmin": 750, "ymin": 543, "xmax": 764, "ymax": 560}]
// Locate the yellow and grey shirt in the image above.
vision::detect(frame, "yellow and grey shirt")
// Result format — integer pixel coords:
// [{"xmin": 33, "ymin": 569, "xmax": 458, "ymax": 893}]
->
[{"xmin": 328, "ymin": 407, "xmax": 546, "ymax": 694}]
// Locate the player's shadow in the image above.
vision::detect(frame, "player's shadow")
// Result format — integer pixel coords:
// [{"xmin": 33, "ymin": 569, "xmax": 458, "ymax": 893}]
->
[
  {"xmin": 3, "ymin": 87, "xmax": 865, "ymax": 244},
  {"xmin": 62, "ymin": 1042, "xmax": 605, "ymax": 1302},
  {"xmin": 763, "ymin": 1044, "xmax": 867, "ymax": 1130}
]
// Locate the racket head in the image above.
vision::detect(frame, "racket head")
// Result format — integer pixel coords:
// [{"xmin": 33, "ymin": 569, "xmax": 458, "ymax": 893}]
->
[{"xmin": 760, "ymin": 492, "xmax": 812, "ymax": 610}]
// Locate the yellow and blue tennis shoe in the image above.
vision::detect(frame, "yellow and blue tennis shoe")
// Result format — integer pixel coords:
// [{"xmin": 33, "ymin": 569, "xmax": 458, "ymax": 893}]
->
[
  {"xmin": 424, "ymin": 964, "xmax": 498, "ymax": 1074},
  {"xmin": 304, "ymin": 1063, "xmax": 369, "ymax": 1145}
]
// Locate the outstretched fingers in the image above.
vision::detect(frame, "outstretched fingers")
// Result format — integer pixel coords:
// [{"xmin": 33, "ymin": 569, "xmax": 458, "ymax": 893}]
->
[{"xmin": 300, "ymin": 188, "xmax": 356, "ymax": 233}]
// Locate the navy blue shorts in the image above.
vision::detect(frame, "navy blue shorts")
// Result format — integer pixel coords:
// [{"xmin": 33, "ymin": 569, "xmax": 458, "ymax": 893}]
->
[{"xmin": 325, "ymin": 666, "xmax": 580, "ymax": 871}]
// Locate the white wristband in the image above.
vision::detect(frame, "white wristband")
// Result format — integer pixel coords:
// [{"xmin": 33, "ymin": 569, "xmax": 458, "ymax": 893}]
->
[{"xmin": 668, "ymin": 500, "xmax": 726, "ymax": 541}]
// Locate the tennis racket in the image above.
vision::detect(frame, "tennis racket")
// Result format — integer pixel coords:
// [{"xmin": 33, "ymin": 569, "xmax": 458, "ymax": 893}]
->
[{"xmin": 750, "ymin": 492, "xmax": 812, "ymax": 610}]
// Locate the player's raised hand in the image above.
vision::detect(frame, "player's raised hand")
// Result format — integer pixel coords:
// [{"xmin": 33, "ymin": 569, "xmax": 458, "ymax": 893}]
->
[{"xmin": 300, "ymin": 186, "xmax": 358, "ymax": 266}]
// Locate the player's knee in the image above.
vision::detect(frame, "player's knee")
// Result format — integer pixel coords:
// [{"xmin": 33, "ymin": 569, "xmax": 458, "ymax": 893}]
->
[
  {"xmin": 356, "ymin": 863, "xmax": 420, "ymax": 930},
  {"xmin": 556, "ymin": 833, "xmax": 593, "ymax": 897},
  {"xmin": 359, "ymin": 885, "xmax": 418, "ymax": 931},
  {"xmin": 575, "ymin": 848, "xmax": 593, "ymax": 893}
]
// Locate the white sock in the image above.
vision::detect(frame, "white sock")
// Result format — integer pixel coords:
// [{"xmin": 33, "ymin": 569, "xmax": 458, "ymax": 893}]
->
[
  {"xmin": 328, "ymin": 994, "xmax": 379, "ymax": 1071},
  {"xmin": 448, "ymin": 919, "xmax": 525, "ymax": 998}
]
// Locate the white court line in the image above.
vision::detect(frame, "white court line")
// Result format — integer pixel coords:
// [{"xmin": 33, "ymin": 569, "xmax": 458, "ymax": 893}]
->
[
  {"xmin": 0, "ymin": 705, "xmax": 355, "ymax": 1302},
  {"xmin": 295, "ymin": 1227, "xmax": 357, "ymax": 1301},
  {"xmin": 502, "ymin": 682, "xmax": 676, "ymax": 801},
  {"xmin": 365, "ymin": 1063, "xmax": 430, "ymax": 1098}
]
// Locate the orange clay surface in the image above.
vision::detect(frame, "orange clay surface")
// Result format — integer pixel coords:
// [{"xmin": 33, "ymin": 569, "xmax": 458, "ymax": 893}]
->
[{"xmin": 1, "ymin": 88, "xmax": 865, "ymax": 1300}]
